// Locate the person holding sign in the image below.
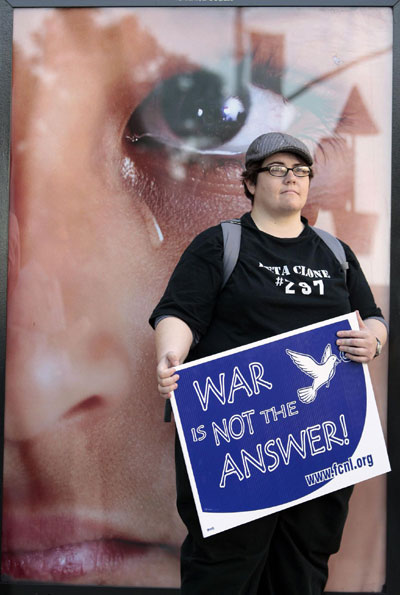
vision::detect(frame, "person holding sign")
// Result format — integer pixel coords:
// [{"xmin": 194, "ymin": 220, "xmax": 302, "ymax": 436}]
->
[{"xmin": 150, "ymin": 132, "xmax": 387, "ymax": 594}]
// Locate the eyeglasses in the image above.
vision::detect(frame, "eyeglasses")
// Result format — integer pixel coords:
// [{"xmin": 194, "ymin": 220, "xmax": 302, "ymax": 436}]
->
[{"xmin": 257, "ymin": 164, "xmax": 311, "ymax": 177}]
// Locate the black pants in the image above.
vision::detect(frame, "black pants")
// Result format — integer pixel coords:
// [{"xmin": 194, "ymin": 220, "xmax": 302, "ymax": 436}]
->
[{"xmin": 176, "ymin": 436, "xmax": 353, "ymax": 595}]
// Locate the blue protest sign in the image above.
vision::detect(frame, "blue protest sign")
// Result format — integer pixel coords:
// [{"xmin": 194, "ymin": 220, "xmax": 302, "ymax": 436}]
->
[{"xmin": 171, "ymin": 312, "xmax": 390, "ymax": 537}]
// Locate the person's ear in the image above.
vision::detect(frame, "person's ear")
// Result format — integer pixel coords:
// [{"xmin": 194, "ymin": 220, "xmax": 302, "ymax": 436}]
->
[{"xmin": 244, "ymin": 179, "xmax": 256, "ymax": 196}]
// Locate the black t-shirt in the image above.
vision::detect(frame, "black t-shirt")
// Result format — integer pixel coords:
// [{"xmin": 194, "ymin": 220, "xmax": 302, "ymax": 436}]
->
[{"xmin": 150, "ymin": 212, "xmax": 383, "ymax": 361}]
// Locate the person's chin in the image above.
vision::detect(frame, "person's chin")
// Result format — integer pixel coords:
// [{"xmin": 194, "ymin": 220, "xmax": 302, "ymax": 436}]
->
[{"xmin": 279, "ymin": 192, "xmax": 305, "ymax": 209}]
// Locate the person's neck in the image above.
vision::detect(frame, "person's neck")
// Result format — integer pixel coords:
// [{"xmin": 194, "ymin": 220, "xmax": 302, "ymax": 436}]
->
[{"xmin": 250, "ymin": 209, "xmax": 304, "ymax": 238}]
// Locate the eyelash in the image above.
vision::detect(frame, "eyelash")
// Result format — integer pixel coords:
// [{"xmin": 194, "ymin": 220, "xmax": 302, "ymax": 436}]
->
[{"xmin": 124, "ymin": 66, "xmax": 345, "ymax": 164}]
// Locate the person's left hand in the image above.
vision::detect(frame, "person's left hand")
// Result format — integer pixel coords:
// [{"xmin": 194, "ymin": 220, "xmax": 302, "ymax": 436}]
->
[{"xmin": 336, "ymin": 311, "xmax": 377, "ymax": 363}]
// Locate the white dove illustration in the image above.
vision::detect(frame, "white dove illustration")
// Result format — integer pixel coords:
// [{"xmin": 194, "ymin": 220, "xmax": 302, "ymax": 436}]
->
[{"xmin": 285, "ymin": 344, "xmax": 341, "ymax": 404}]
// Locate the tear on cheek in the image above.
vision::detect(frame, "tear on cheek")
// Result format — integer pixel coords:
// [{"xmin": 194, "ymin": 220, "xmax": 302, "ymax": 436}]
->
[
  {"xmin": 140, "ymin": 202, "xmax": 165, "ymax": 249},
  {"xmin": 120, "ymin": 149, "xmax": 249, "ymax": 243}
]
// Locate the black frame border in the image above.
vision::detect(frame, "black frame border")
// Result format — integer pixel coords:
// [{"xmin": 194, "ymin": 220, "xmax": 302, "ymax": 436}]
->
[{"xmin": 0, "ymin": 1, "xmax": 399, "ymax": 594}]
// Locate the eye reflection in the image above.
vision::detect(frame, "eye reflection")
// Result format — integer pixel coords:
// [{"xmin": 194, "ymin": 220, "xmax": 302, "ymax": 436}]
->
[
  {"xmin": 161, "ymin": 71, "xmax": 250, "ymax": 148},
  {"xmin": 127, "ymin": 69, "xmax": 250, "ymax": 151}
]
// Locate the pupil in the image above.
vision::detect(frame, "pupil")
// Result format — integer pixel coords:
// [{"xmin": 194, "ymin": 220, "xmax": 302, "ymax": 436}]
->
[{"xmin": 159, "ymin": 70, "xmax": 250, "ymax": 150}]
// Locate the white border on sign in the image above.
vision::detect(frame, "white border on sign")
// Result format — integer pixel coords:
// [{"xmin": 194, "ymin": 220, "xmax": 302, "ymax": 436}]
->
[{"xmin": 171, "ymin": 312, "xmax": 390, "ymax": 537}]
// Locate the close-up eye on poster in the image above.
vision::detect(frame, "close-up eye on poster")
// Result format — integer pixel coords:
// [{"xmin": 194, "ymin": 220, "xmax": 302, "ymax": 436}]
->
[{"xmin": 0, "ymin": 3, "xmax": 398, "ymax": 595}]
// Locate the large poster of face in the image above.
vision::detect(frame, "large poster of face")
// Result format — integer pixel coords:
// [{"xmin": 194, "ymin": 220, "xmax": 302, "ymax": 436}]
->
[{"xmin": 3, "ymin": 6, "xmax": 391, "ymax": 591}]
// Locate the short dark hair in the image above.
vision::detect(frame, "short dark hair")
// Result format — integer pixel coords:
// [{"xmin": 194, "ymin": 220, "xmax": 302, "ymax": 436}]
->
[
  {"xmin": 241, "ymin": 159, "xmax": 264, "ymax": 204},
  {"xmin": 241, "ymin": 159, "xmax": 314, "ymax": 204}
]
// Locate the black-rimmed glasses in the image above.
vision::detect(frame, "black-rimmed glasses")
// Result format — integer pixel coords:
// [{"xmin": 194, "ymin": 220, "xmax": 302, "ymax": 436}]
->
[{"xmin": 257, "ymin": 164, "xmax": 311, "ymax": 177}]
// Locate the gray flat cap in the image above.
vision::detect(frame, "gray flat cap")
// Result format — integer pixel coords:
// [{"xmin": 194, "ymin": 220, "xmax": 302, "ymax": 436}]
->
[{"xmin": 245, "ymin": 132, "xmax": 313, "ymax": 167}]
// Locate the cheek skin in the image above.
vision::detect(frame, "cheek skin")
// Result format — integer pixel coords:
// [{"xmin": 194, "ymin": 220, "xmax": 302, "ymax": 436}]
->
[
  {"xmin": 4, "ymin": 11, "xmax": 192, "ymax": 587},
  {"xmin": 5, "ymin": 143, "xmax": 186, "ymax": 523},
  {"xmin": 123, "ymin": 148, "xmax": 251, "ymax": 256}
]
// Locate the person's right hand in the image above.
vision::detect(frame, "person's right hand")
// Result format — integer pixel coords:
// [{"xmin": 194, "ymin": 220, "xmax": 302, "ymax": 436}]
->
[{"xmin": 157, "ymin": 351, "xmax": 180, "ymax": 399}]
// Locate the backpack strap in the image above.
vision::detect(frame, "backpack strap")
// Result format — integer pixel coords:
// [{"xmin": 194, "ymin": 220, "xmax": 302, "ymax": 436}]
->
[
  {"xmin": 311, "ymin": 226, "xmax": 349, "ymax": 281},
  {"xmin": 221, "ymin": 219, "xmax": 242, "ymax": 289}
]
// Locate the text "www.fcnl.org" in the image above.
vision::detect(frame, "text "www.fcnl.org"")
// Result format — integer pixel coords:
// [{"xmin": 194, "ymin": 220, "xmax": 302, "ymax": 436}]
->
[{"xmin": 305, "ymin": 454, "xmax": 374, "ymax": 486}]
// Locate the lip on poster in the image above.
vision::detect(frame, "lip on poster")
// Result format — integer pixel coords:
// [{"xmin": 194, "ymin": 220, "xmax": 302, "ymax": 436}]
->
[{"xmin": 171, "ymin": 311, "xmax": 390, "ymax": 538}]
